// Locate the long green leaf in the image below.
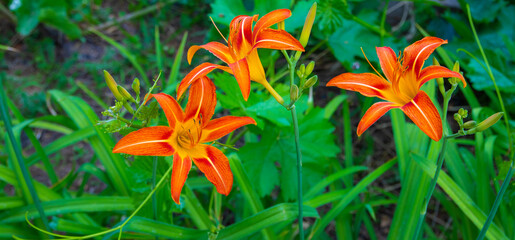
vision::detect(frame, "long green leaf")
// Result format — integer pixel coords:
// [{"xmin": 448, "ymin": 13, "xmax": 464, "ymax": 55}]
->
[
  {"xmin": 49, "ymin": 90, "xmax": 130, "ymax": 196},
  {"xmin": 0, "ymin": 197, "xmax": 134, "ymax": 223},
  {"xmin": 304, "ymin": 166, "xmax": 367, "ymax": 200},
  {"xmin": 217, "ymin": 203, "xmax": 319, "ymax": 240},
  {"xmin": 125, "ymin": 217, "xmax": 209, "ymax": 239},
  {"xmin": 309, "ymin": 158, "xmax": 397, "ymax": 239},
  {"xmin": 165, "ymin": 31, "xmax": 188, "ymax": 92},
  {"xmin": 229, "ymin": 155, "xmax": 274, "ymax": 240},
  {"xmin": 412, "ymin": 153, "xmax": 509, "ymax": 240},
  {"xmin": 0, "ymin": 196, "xmax": 24, "ymax": 210},
  {"xmin": 0, "ymin": 165, "xmax": 61, "ymax": 201}
]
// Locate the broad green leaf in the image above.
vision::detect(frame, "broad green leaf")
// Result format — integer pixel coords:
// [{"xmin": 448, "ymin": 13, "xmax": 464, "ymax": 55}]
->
[
  {"xmin": 0, "ymin": 197, "xmax": 134, "ymax": 223},
  {"xmin": 210, "ymin": 0, "xmax": 290, "ymax": 26},
  {"xmin": 239, "ymin": 106, "xmax": 339, "ymax": 200},
  {"xmin": 412, "ymin": 153, "xmax": 509, "ymax": 240},
  {"xmin": 217, "ymin": 203, "xmax": 318, "ymax": 240},
  {"xmin": 467, "ymin": 60, "xmax": 515, "ymax": 93}
]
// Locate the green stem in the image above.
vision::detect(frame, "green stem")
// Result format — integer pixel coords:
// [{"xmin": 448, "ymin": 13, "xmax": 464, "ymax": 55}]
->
[
  {"xmin": 0, "ymin": 74, "xmax": 51, "ymax": 233},
  {"xmin": 413, "ymin": 135, "xmax": 449, "ymax": 239},
  {"xmin": 152, "ymin": 156, "xmax": 159, "ymax": 229},
  {"xmin": 476, "ymin": 160, "xmax": 514, "ymax": 240},
  {"xmin": 291, "ymin": 106, "xmax": 304, "ymax": 240}
]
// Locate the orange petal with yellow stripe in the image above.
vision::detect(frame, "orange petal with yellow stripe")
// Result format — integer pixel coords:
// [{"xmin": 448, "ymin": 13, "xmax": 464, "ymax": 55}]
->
[
  {"xmin": 376, "ymin": 46, "xmax": 399, "ymax": 82},
  {"xmin": 253, "ymin": 9, "xmax": 292, "ymax": 41},
  {"xmin": 357, "ymin": 102, "xmax": 398, "ymax": 136},
  {"xmin": 327, "ymin": 73, "xmax": 391, "ymax": 99},
  {"xmin": 401, "ymin": 91, "xmax": 442, "ymax": 141},
  {"xmin": 254, "ymin": 29, "xmax": 304, "ymax": 51},
  {"xmin": 178, "ymin": 63, "xmax": 231, "ymax": 99},
  {"xmin": 112, "ymin": 126, "xmax": 174, "ymax": 156},
  {"xmin": 146, "ymin": 93, "xmax": 184, "ymax": 128},
  {"xmin": 402, "ymin": 37, "xmax": 447, "ymax": 75},
  {"xmin": 418, "ymin": 65, "xmax": 466, "ymax": 88},
  {"xmin": 191, "ymin": 145, "xmax": 233, "ymax": 196},
  {"xmin": 170, "ymin": 154, "xmax": 192, "ymax": 204},
  {"xmin": 201, "ymin": 116, "xmax": 256, "ymax": 142},
  {"xmin": 184, "ymin": 77, "xmax": 217, "ymax": 125},
  {"xmin": 187, "ymin": 42, "xmax": 232, "ymax": 64}
]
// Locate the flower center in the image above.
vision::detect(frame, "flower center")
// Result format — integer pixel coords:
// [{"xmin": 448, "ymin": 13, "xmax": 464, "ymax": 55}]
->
[{"xmin": 176, "ymin": 119, "xmax": 202, "ymax": 150}]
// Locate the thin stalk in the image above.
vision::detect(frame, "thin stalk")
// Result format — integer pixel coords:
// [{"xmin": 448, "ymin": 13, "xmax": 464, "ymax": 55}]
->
[
  {"xmin": 476, "ymin": 160, "xmax": 514, "ymax": 240},
  {"xmin": 413, "ymin": 135, "xmax": 449, "ymax": 239},
  {"xmin": 27, "ymin": 163, "xmax": 174, "ymax": 239},
  {"xmin": 0, "ymin": 75, "xmax": 51, "ymax": 233},
  {"xmin": 152, "ymin": 156, "xmax": 159, "ymax": 227},
  {"xmin": 291, "ymin": 106, "xmax": 304, "ymax": 240}
]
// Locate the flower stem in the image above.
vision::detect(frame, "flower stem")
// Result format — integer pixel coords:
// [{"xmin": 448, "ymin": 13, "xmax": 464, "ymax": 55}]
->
[
  {"xmin": 476, "ymin": 159, "xmax": 514, "ymax": 240},
  {"xmin": 291, "ymin": 105, "xmax": 304, "ymax": 240},
  {"xmin": 413, "ymin": 135, "xmax": 449, "ymax": 239}
]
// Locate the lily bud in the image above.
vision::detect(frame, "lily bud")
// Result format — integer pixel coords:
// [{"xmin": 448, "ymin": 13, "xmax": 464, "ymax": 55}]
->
[
  {"xmin": 299, "ymin": 64, "xmax": 306, "ymax": 76},
  {"xmin": 458, "ymin": 108, "xmax": 468, "ymax": 118},
  {"xmin": 305, "ymin": 61, "xmax": 315, "ymax": 76},
  {"xmin": 454, "ymin": 113, "xmax": 462, "ymax": 122},
  {"xmin": 433, "ymin": 58, "xmax": 445, "ymax": 95},
  {"xmin": 468, "ymin": 112, "xmax": 503, "ymax": 134},
  {"xmin": 299, "ymin": 2, "xmax": 317, "ymax": 47},
  {"xmin": 303, "ymin": 75, "xmax": 318, "ymax": 89},
  {"xmin": 290, "ymin": 84, "xmax": 299, "ymax": 101},
  {"xmin": 132, "ymin": 78, "xmax": 140, "ymax": 96},
  {"xmin": 117, "ymin": 85, "xmax": 136, "ymax": 103},
  {"xmin": 449, "ymin": 61, "xmax": 461, "ymax": 86},
  {"xmin": 463, "ymin": 120, "xmax": 477, "ymax": 129},
  {"xmin": 104, "ymin": 70, "xmax": 124, "ymax": 101}
]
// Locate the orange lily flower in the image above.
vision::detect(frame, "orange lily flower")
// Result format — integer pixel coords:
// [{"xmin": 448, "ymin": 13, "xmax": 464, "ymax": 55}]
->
[
  {"xmin": 327, "ymin": 37, "xmax": 465, "ymax": 141},
  {"xmin": 112, "ymin": 77, "xmax": 256, "ymax": 204},
  {"xmin": 179, "ymin": 9, "xmax": 305, "ymax": 102}
]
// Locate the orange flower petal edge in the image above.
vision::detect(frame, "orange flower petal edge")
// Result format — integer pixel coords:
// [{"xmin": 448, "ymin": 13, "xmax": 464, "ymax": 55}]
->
[
  {"xmin": 327, "ymin": 36, "xmax": 465, "ymax": 141},
  {"xmin": 113, "ymin": 77, "xmax": 256, "ymax": 204}
]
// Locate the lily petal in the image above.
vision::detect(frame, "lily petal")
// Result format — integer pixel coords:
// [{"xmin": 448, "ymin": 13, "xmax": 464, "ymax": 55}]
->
[
  {"xmin": 187, "ymin": 42, "xmax": 232, "ymax": 64},
  {"xmin": 254, "ymin": 29, "xmax": 304, "ymax": 51},
  {"xmin": 178, "ymin": 63, "xmax": 232, "ymax": 99},
  {"xmin": 201, "ymin": 116, "xmax": 256, "ymax": 143},
  {"xmin": 357, "ymin": 102, "xmax": 398, "ymax": 136},
  {"xmin": 229, "ymin": 15, "xmax": 255, "ymax": 57},
  {"xmin": 112, "ymin": 126, "xmax": 174, "ymax": 156},
  {"xmin": 327, "ymin": 73, "xmax": 391, "ymax": 99},
  {"xmin": 253, "ymin": 9, "xmax": 291, "ymax": 42},
  {"xmin": 146, "ymin": 93, "xmax": 184, "ymax": 128},
  {"xmin": 184, "ymin": 77, "xmax": 217, "ymax": 125},
  {"xmin": 190, "ymin": 145, "xmax": 233, "ymax": 196},
  {"xmin": 402, "ymin": 37, "xmax": 447, "ymax": 75},
  {"xmin": 376, "ymin": 46, "xmax": 399, "ymax": 82},
  {"xmin": 229, "ymin": 58, "xmax": 251, "ymax": 101},
  {"xmin": 401, "ymin": 91, "xmax": 442, "ymax": 141},
  {"xmin": 418, "ymin": 65, "xmax": 466, "ymax": 88},
  {"xmin": 170, "ymin": 154, "xmax": 192, "ymax": 204}
]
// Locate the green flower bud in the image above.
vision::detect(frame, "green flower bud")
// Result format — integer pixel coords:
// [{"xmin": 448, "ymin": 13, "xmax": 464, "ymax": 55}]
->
[
  {"xmin": 302, "ymin": 75, "xmax": 318, "ymax": 89},
  {"xmin": 132, "ymin": 78, "xmax": 140, "ymax": 96},
  {"xmin": 117, "ymin": 85, "xmax": 136, "ymax": 103},
  {"xmin": 290, "ymin": 84, "xmax": 299, "ymax": 102},
  {"xmin": 305, "ymin": 61, "xmax": 315, "ymax": 76},
  {"xmin": 449, "ymin": 61, "xmax": 461, "ymax": 85},
  {"xmin": 299, "ymin": 2, "xmax": 317, "ymax": 47},
  {"xmin": 454, "ymin": 113, "xmax": 462, "ymax": 122},
  {"xmin": 463, "ymin": 120, "xmax": 477, "ymax": 129},
  {"xmin": 468, "ymin": 112, "xmax": 503, "ymax": 134},
  {"xmin": 104, "ymin": 70, "xmax": 123, "ymax": 101},
  {"xmin": 299, "ymin": 64, "xmax": 306, "ymax": 75},
  {"xmin": 458, "ymin": 108, "xmax": 468, "ymax": 118}
]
